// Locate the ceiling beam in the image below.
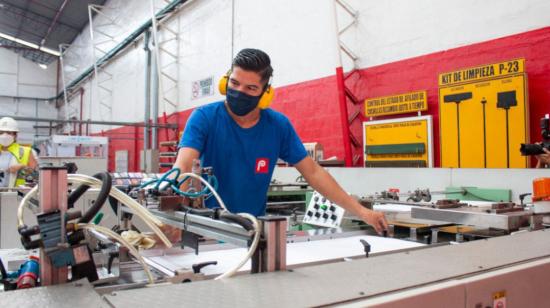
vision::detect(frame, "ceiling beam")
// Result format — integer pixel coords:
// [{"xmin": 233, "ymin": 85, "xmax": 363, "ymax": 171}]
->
[{"xmin": 40, "ymin": 0, "xmax": 69, "ymax": 47}]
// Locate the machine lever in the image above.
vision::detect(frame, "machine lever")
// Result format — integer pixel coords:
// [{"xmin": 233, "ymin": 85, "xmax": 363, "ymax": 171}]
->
[
  {"xmin": 519, "ymin": 193, "xmax": 532, "ymax": 206},
  {"xmin": 359, "ymin": 239, "xmax": 371, "ymax": 258},
  {"xmin": 107, "ymin": 252, "xmax": 119, "ymax": 274},
  {"xmin": 192, "ymin": 261, "xmax": 218, "ymax": 274}
]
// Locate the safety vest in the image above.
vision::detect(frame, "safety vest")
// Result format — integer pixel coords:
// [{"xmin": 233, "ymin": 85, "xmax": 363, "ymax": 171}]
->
[{"xmin": 6, "ymin": 143, "xmax": 31, "ymax": 186}]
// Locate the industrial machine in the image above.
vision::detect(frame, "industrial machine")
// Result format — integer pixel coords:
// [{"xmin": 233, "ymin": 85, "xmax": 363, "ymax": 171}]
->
[
  {"xmin": 1, "ymin": 162, "xmax": 550, "ymax": 307},
  {"xmin": 37, "ymin": 135, "xmax": 108, "ymax": 176}
]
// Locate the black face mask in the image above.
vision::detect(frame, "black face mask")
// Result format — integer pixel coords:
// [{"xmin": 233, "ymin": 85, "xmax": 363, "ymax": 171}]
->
[{"xmin": 226, "ymin": 87, "xmax": 261, "ymax": 116}]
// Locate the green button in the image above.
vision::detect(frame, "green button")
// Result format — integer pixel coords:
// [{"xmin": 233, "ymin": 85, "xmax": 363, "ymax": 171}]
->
[{"xmin": 320, "ymin": 205, "xmax": 328, "ymax": 210}]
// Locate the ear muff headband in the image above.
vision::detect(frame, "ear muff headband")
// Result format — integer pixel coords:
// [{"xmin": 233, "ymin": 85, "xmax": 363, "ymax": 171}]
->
[{"xmin": 218, "ymin": 71, "xmax": 274, "ymax": 109}]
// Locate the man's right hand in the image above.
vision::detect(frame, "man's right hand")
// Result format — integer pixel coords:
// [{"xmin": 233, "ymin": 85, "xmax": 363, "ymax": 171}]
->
[
  {"xmin": 536, "ymin": 148, "xmax": 550, "ymax": 167},
  {"xmin": 358, "ymin": 208, "xmax": 389, "ymax": 235}
]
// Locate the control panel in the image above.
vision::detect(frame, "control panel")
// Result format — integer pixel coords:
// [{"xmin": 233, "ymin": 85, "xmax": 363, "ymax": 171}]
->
[{"xmin": 303, "ymin": 191, "xmax": 346, "ymax": 228}]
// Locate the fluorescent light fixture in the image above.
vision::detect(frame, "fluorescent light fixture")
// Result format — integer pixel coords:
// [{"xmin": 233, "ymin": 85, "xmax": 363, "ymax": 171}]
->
[
  {"xmin": 38, "ymin": 63, "xmax": 48, "ymax": 70},
  {"xmin": 0, "ymin": 31, "xmax": 61, "ymax": 57},
  {"xmin": 39, "ymin": 46, "xmax": 61, "ymax": 56}
]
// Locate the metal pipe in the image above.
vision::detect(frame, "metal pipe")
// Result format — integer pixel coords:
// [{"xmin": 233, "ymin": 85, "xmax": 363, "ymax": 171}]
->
[
  {"xmin": 0, "ymin": 94, "xmax": 53, "ymax": 101},
  {"xmin": 143, "ymin": 30, "xmax": 152, "ymax": 171},
  {"xmin": 151, "ymin": 47, "xmax": 159, "ymax": 150},
  {"xmin": 56, "ymin": 53, "xmax": 60, "ymax": 100},
  {"xmin": 40, "ymin": 0, "xmax": 69, "ymax": 47},
  {"xmin": 87, "ymin": 4, "xmax": 101, "ymax": 121},
  {"xmin": 0, "ymin": 115, "xmax": 178, "ymax": 129},
  {"xmin": 149, "ymin": 0, "xmax": 163, "ymax": 143},
  {"xmin": 35, "ymin": 99, "xmax": 38, "ymax": 137},
  {"xmin": 79, "ymin": 88, "xmax": 85, "ymax": 135},
  {"xmin": 134, "ymin": 127, "xmax": 139, "ymax": 171}
]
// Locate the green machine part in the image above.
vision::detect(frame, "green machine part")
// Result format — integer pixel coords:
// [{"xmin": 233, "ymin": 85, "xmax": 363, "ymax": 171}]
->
[
  {"xmin": 445, "ymin": 186, "xmax": 511, "ymax": 202},
  {"xmin": 365, "ymin": 143, "xmax": 426, "ymax": 155}
]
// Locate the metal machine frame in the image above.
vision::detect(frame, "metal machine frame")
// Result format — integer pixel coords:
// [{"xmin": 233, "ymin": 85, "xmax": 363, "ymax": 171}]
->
[{"xmin": 119, "ymin": 206, "xmax": 288, "ymax": 275}]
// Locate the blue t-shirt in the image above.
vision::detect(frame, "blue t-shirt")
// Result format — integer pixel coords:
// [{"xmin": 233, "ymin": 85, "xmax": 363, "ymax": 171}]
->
[{"xmin": 179, "ymin": 101, "xmax": 307, "ymax": 216}]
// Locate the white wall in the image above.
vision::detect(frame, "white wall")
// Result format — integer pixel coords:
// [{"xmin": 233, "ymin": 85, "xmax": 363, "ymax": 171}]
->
[
  {"xmin": 60, "ymin": 0, "xmax": 342, "ymax": 133},
  {"xmin": 58, "ymin": 0, "xmax": 550, "ymax": 133},
  {"xmin": 0, "ymin": 48, "xmax": 58, "ymax": 144},
  {"xmin": 338, "ymin": 0, "xmax": 550, "ymax": 71}
]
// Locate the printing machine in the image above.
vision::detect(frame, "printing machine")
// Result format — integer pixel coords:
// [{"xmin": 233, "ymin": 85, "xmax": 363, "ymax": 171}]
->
[{"xmin": 1, "ymin": 164, "xmax": 550, "ymax": 307}]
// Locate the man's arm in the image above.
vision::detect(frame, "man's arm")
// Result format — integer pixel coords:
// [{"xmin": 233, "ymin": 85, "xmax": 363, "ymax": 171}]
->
[
  {"xmin": 7, "ymin": 147, "xmax": 38, "ymax": 173},
  {"xmin": 173, "ymin": 147, "xmax": 201, "ymax": 173},
  {"xmin": 294, "ymin": 156, "xmax": 389, "ymax": 234},
  {"xmin": 28, "ymin": 151, "xmax": 38, "ymax": 169}
]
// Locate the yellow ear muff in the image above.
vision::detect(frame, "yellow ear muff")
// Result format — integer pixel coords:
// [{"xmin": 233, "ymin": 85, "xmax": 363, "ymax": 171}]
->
[
  {"xmin": 218, "ymin": 74, "xmax": 229, "ymax": 95},
  {"xmin": 258, "ymin": 85, "xmax": 274, "ymax": 109},
  {"xmin": 219, "ymin": 72, "xmax": 274, "ymax": 109}
]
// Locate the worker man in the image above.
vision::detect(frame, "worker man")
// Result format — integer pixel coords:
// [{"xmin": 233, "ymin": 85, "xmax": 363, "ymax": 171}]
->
[
  {"xmin": 536, "ymin": 147, "xmax": 550, "ymax": 168},
  {"xmin": 173, "ymin": 48, "xmax": 388, "ymax": 234},
  {"xmin": 0, "ymin": 117, "xmax": 37, "ymax": 187}
]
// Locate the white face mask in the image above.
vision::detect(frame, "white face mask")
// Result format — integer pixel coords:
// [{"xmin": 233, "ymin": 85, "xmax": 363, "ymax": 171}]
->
[{"xmin": 0, "ymin": 133, "xmax": 14, "ymax": 147}]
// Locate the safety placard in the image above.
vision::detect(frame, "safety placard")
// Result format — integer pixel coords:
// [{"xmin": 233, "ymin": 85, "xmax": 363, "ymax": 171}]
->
[
  {"xmin": 439, "ymin": 59, "xmax": 524, "ymax": 86},
  {"xmin": 363, "ymin": 116, "xmax": 433, "ymax": 167},
  {"xmin": 191, "ymin": 76, "xmax": 214, "ymax": 99},
  {"xmin": 439, "ymin": 59, "xmax": 528, "ymax": 168},
  {"xmin": 365, "ymin": 90, "xmax": 427, "ymax": 117}
]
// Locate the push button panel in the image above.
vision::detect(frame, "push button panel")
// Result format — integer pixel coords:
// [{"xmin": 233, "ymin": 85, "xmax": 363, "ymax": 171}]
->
[{"xmin": 302, "ymin": 191, "xmax": 346, "ymax": 228}]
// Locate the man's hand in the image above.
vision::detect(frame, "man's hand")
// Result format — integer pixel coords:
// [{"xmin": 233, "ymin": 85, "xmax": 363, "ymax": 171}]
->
[
  {"xmin": 536, "ymin": 148, "xmax": 550, "ymax": 166},
  {"xmin": 295, "ymin": 157, "xmax": 391, "ymax": 236},
  {"xmin": 7, "ymin": 164, "xmax": 25, "ymax": 174},
  {"xmin": 358, "ymin": 208, "xmax": 389, "ymax": 235}
]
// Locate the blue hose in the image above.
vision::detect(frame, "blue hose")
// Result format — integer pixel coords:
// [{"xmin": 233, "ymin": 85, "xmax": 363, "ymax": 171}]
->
[
  {"xmin": 142, "ymin": 168, "xmax": 218, "ymax": 199},
  {"xmin": 153, "ymin": 168, "xmax": 180, "ymax": 190}
]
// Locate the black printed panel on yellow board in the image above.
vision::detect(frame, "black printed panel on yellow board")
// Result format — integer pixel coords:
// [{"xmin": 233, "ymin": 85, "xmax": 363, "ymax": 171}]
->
[
  {"xmin": 438, "ymin": 59, "xmax": 528, "ymax": 168},
  {"xmin": 363, "ymin": 116, "xmax": 433, "ymax": 168}
]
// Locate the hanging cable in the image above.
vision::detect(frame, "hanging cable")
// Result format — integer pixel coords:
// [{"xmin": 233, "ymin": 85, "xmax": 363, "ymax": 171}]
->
[
  {"xmin": 17, "ymin": 185, "xmax": 38, "ymax": 228},
  {"xmin": 67, "ymin": 174, "xmax": 172, "ymax": 247},
  {"xmin": 72, "ymin": 172, "xmax": 112, "ymax": 223},
  {"xmin": 214, "ymin": 212, "xmax": 261, "ymax": 280},
  {"xmin": 18, "ymin": 170, "xmax": 258, "ymax": 280},
  {"xmin": 176, "ymin": 172, "xmax": 261, "ymax": 279},
  {"xmin": 17, "ymin": 174, "xmax": 172, "ymax": 248}
]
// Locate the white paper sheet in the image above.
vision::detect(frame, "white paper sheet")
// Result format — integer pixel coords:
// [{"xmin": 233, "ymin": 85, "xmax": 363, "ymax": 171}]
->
[{"xmin": 146, "ymin": 236, "xmax": 424, "ymax": 276}]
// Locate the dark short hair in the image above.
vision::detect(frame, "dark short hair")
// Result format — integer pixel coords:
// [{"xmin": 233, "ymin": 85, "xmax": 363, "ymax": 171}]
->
[{"xmin": 232, "ymin": 48, "xmax": 273, "ymax": 86}]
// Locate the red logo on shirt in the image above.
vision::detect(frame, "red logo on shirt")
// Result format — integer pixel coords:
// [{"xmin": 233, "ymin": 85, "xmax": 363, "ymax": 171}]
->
[{"xmin": 255, "ymin": 158, "xmax": 269, "ymax": 174}]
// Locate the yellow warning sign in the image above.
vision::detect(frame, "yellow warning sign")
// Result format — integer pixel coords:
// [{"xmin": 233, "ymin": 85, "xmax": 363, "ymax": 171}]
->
[
  {"xmin": 439, "ymin": 67, "xmax": 528, "ymax": 168},
  {"xmin": 439, "ymin": 59, "xmax": 525, "ymax": 86},
  {"xmin": 365, "ymin": 90, "xmax": 427, "ymax": 117},
  {"xmin": 363, "ymin": 116, "xmax": 433, "ymax": 167}
]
